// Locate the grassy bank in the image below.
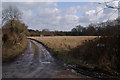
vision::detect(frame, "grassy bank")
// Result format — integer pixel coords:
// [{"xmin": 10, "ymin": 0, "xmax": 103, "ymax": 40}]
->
[
  {"xmin": 2, "ymin": 39, "xmax": 28, "ymax": 62},
  {"xmin": 68, "ymin": 36, "xmax": 120, "ymax": 74}
]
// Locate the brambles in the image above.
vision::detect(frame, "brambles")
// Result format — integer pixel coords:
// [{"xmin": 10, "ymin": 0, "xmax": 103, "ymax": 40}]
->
[{"xmin": 69, "ymin": 35, "xmax": 120, "ymax": 73}]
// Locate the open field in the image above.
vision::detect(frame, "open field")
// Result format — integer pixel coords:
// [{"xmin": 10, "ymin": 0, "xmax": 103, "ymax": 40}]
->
[{"xmin": 28, "ymin": 36, "xmax": 97, "ymax": 54}]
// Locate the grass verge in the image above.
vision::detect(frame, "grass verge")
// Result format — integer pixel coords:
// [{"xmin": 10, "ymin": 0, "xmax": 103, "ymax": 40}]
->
[{"xmin": 2, "ymin": 39, "xmax": 28, "ymax": 62}]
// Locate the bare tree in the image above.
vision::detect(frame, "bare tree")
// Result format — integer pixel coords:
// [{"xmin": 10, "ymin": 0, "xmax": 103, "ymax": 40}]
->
[
  {"xmin": 99, "ymin": 0, "xmax": 119, "ymax": 9},
  {"xmin": 2, "ymin": 6, "xmax": 22, "ymax": 26},
  {"xmin": 97, "ymin": 0, "xmax": 119, "ymax": 21}
]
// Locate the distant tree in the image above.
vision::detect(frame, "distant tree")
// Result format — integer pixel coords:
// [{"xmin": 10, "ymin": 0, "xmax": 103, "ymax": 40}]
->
[
  {"xmin": 41, "ymin": 29, "xmax": 51, "ymax": 36},
  {"xmin": 86, "ymin": 25, "xmax": 96, "ymax": 36},
  {"xmin": 42, "ymin": 29, "xmax": 49, "ymax": 32},
  {"xmin": 72, "ymin": 25, "xmax": 84, "ymax": 32},
  {"xmin": 82, "ymin": 28, "xmax": 87, "ymax": 35},
  {"xmin": 71, "ymin": 28, "xmax": 77, "ymax": 32}
]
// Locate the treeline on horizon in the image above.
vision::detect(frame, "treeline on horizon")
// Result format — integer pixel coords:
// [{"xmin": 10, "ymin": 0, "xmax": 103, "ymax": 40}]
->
[{"xmin": 28, "ymin": 19, "xmax": 120, "ymax": 36}]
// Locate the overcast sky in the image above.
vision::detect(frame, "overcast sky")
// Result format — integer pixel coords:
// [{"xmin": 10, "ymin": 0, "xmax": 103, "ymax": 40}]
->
[{"xmin": 2, "ymin": 1, "xmax": 119, "ymax": 31}]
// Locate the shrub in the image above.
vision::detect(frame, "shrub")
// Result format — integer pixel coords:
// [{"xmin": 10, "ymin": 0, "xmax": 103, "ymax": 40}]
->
[{"xmin": 69, "ymin": 36, "xmax": 120, "ymax": 73}]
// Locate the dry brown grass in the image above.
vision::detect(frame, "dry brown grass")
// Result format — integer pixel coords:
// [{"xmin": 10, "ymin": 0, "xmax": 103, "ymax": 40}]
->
[{"xmin": 28, "ymin": 36, "xmax": 97, "ymax": 54}]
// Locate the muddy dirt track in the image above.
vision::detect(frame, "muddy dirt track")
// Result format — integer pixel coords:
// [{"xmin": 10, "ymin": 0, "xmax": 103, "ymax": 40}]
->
[{"xmin": 2, "ymin": 40, "xmax": 91, "ymax": 78}]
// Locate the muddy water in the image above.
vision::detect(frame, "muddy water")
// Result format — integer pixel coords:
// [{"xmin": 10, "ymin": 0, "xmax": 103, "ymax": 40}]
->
[{"xmin": 2, "ymin": 40, "xmax": 87, "ymax": 78}]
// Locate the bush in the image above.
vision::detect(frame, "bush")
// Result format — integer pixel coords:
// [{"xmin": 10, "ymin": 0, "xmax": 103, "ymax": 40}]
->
[{"xmin": 69, "ymin": 35, "xmax": 120, "ymax": 73}]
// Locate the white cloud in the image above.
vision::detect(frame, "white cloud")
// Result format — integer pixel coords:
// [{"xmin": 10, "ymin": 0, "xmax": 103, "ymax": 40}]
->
[
  {"xmin": 97, "ymin": 7, "xmax": 103, "ymax": 15},
  {"xmin": 113, "ymin": 1, "xmax": 119, "ymax": 7},
  {"xmin": 44, "ymin": 8, "xmax": 60, "ymax": 14},
  {"xmin": 19, "ymin": 3, "xmax": 80, "ymax": 31},
  {"xmin": 85, "ymin": 9, "xmax": 97, "ymax": 22},
  {"xmin": 2, "ymin": 0, "xmax": 107, "ymax": 2},
  {"xmin": 2, "ymin": 2, "xmax": 118, "ymax": 31},
  {"xmin": 23, "ymin": 10, "xmax": 32, "ymax": 17},
  {"xmin": 107, "ymin": 1, "xmax": 119, "ymax": 7},
  {"xmin": 64, "ymin": 15, "xmax": 79, "ymax": 23},
  {"xmin": 66, "ymin": 7, "xmax": 77, "ymax": 15},
  {"xmin": 86, "ymin": 10, "xmax": 96, "ymax": 15},
  {"xmin": 2, "ymin": 2, "xmax": 57, "ymax": 10}
]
